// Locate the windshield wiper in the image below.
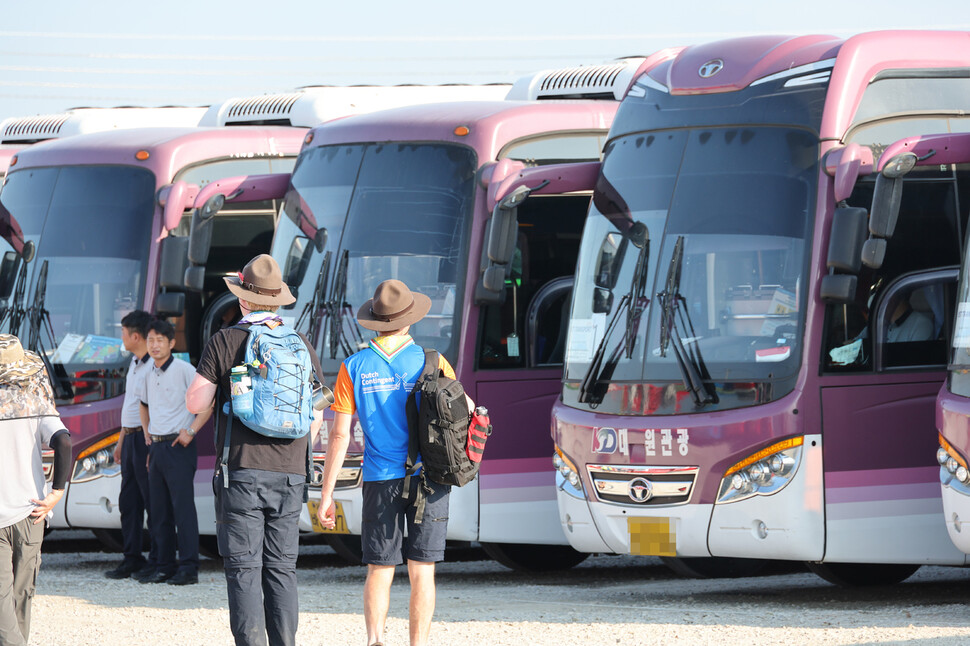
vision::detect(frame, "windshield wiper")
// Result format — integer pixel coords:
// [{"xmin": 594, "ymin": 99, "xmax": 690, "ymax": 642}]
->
[
  {"xmin": 297, "ymin": 249, "xmax": 331, "ymax": 344},
  {"xmin": 25, "ymin": 260, "xmax": 70, "ymax": 399},
  {"xmin": 657, "ymin": 236, "xmax": 716, "ymax": 406},
  {"xmin": 326, "ymin": 250, "xmax": 364, "ymax": 359},
  {"xmin": 578, "ymin": 222, "xmax": 650, "ymax": 406},
  {"xmin": 4, "ymin": 256, "xmax": 28, "ymax": 335}
]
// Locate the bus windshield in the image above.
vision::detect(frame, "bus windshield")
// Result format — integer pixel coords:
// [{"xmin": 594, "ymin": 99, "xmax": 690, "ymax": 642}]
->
[
  {"xmin": 0, "ymin": 165, "xmax": 155, "ymax": 403},
  {"xmin": 273, "ymin": 142, "xmax": 477, "ymax": 375},
  {"xmin": 565, "ymin": 126, "xmax": 817, "ymax": 414}
]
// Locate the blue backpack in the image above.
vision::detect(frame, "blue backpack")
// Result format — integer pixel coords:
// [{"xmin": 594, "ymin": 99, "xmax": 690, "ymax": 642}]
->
[{"xmin": 231, "ymin": 323, "xmax": 315, "ymax": 439}]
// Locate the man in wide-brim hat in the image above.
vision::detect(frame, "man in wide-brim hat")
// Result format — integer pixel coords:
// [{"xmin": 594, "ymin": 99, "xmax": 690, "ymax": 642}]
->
[
  {"xmin": 316, "ymin": 278, "xmax": 472, "ymax": 646},
  {"xmin": 0, "ymin": 334, "xmax": 71, "ymax": 645},
  {"xmin": 186, "ymin": 254, "xmax": 322, "ymax": 646}
]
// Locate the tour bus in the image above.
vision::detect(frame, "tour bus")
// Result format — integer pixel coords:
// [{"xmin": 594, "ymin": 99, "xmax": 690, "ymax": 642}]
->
[
  {"xmin": 0, "ymin": 85, "xmax": 511, "ymax": 551},
  {"xmin": 492, "ymin": 31, "xmax": 970, "ymax": 584},
  {"xmin": 932, "ymin": 133, "xmax": 970, "ymax": 555},
  {"xmin": 188, "ymin": 55, "xmax": 678, "ymax": 569}
]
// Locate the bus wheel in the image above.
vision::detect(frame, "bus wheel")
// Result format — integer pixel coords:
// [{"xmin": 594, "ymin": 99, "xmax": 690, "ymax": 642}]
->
[
  {"xmin": 326, "ymin": 534, "xmax": 364, "ymax": 565},
  {"xmin": 199, "ymin": 535, "xmax": 221, "ymax": 560},
  {"xmin": 661, "ymin": 556, "xmax": 767, "ymax": 579},
  {"xmin": 481, "ymin": 542, "xmax": 588, "ymax": 571},
  {"xmin": 91, "ymin": 528, "xmax": 125, "ymax": 553},
  {"xmin": 806, "ymin": 562, "xmax": 920, "ymax": 586}
]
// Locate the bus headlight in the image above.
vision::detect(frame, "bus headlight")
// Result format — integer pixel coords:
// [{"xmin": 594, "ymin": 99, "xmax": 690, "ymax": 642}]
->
[
  {"xmin": 716, "ymin": 436, "xmax": 803, "ymax": 504},
  {"xmin": 71, "ymin": 432, "xmax": 122, "ymax": 483},
  {"xmin": 554, "ymin": 446, "xmax": 583, "ymax": 493},
  {"xmin": 938, "ymin": 433, "xmax": 970, "ymax": 486}
]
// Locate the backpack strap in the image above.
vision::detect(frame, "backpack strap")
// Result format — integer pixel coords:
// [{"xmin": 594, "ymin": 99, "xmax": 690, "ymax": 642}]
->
[{"xmin": 403, "ymin": 348, "xmax": 438, "ymax": 524}]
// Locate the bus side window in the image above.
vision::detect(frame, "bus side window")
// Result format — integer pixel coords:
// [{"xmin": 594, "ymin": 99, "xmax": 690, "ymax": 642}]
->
[{"xmin": 878, "ymin": 279, "xmax": 955, "ymax": 370}]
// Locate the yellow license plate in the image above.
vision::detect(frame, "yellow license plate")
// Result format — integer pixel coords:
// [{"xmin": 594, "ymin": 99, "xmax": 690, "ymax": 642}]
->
[
  {"xmin": 307, "ymin": 499, "xmax": 349, "ymax": 534},
  {"xmin": 628, "ymin": 517, "xmax": 676, "ymax": 556}
]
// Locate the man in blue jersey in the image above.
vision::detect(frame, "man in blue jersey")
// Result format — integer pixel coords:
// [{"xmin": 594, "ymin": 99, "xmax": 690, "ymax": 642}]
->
[{"xmin": 316, "ymin": 279, "xmax": 472, "ymax": 646}]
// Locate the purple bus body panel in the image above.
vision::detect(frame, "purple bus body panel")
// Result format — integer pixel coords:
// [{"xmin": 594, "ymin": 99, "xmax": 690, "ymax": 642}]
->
[
  {"xmin": 12, "ymin": 126, "xmax": 307, "ymax": 459},
  {"xmin": 192, "ymin": 172, "xmax": 291, "ymax": 209},
  {"xmin": 879, "ymin": 133, "xmax": 970, "ymax": 172},
  {"xmin": 940, "ymin": 387, "xmax": 970, "ymax": 458}
]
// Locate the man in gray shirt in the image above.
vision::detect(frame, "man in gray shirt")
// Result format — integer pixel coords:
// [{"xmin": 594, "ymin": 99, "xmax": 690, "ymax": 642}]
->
[{"xmin": 137, "ymin": 319, "xmax": 211, "ymax": 586}]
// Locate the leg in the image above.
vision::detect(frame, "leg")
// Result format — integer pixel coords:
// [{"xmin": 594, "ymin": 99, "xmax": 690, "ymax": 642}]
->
[
  {"xmin": 10, "ymin": 518, "xmax": 43, "ymax": 643},
  {"xmin": 406, "ymin": 560, "xmax": 436, "ymax": 646},
  {"xmin": 169, "ymin": 442, "xmax": 199, "ymax": 574},
  {"xmin": 148, "ymin": 443, "xmax": 176, "ymax": 575},
  {"xmin": 131, "ymin": 431, "xmax": 157, "ymax": 567},
  {"xmin": 259, "ymin": 472, "xmax": 303, "ymax": 646},
  {"xmin": 116, "ymin": 435, "xmax": 147, "ymax": 569},
  {"xmin": 403, "ymin": 483, "xmax": 450, "ymax": 646},
  {"xmin": 364, "ymin": 564, "xmax": 395, "ymax": 645},
  {"xmin": 0, "ymin": 521, "xmax": 27, "ymax": 646},
  {"xmin": 360, "ymin": 479, "xmax": 407, "ymax": 646},
  {"xmin": 216, "ymin": 469, "xmax": 267, "ymax": 646}
]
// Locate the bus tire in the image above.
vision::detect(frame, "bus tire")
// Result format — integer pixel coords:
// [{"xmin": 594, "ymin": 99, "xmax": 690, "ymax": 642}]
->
[
  {"xmin": 661, "ymin": 556, "xmax": 767, "ymax": 579},
  {"xmin": 91, "ymin": 528, "xmax": 125, "ymax": 553},
  {"xmin": 199, "ymin": 535, "xmax": 221, "ymax": 560},
  {"xmin": 481, "ymin": 542, "xmax": 588, "ymax": 571},
  {"xmin": 806, "ymin": 562, "xmax": 920, "ymax": 587},
  {"xmin": 326, "ymin": 534, "xmax": 364, "ymax": 565}
]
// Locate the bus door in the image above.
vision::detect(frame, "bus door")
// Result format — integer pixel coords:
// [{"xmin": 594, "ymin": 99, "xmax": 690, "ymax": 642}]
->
[
  {"xmin": 820, "ymin": 135, "xmax": 970, "ymax": 564},
  {"xmin": 474, "ymin": 163, "xmax": 599, "ymax": 543}
]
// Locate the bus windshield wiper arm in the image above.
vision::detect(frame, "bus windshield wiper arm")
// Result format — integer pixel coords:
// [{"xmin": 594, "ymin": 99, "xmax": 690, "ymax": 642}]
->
[
  {"xmin": 297, "ymin": 249, "xmax": 331, "ymax": 342},
  {"xmin": 578, "ymin": 222, "xmax": 650, "ymax": 405},
  {"xmin": 657, "ymin": 236, "xmax": 715, "ymax": 406},
  {"xmin": 25, "ymin": 261, "xmax": 70, "ymax": 400}
]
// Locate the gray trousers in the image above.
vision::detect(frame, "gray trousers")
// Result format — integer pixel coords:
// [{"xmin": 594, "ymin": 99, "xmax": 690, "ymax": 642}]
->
[{"xmin": 0, "ymin": 516, "xmax": 44, "ymax": 646}]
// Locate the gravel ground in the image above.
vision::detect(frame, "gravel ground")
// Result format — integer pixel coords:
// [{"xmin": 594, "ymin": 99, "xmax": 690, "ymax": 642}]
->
[{"xmin": 24, "ymin": 531, "xmax": 970, "ymax": 645}]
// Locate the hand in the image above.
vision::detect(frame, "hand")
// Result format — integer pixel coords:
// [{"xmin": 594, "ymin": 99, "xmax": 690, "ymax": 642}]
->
[
  {"xmin": 143, "ymin": 430, "xmax": 151, "ymax": 446},
  {"xmin": 316, "ymin": 493, "xmax": 336, "ymax": 530},
  {"xmin": 112, "ymin": 438, "xmax": 122, "ymax": 464},
  {"xmin": 172, "ymin": 429, "xmax": 195, "ymax": 447},
  {"xmin": 30, "ymin": 489, "xmax": 64, "ymax": 524}
]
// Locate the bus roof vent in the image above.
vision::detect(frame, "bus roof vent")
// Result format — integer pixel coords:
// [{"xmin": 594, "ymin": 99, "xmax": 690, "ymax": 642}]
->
[
  {"xmin": 1, "ymin": 114, "xmax": 71, "ymax": 143},
  {"xmin": 507, "ymin": 58, "xmax": 647, "ymax": 101},
  {"xmin": 210, "ymin": 92, "xmax": 304, "ymax": 126}
]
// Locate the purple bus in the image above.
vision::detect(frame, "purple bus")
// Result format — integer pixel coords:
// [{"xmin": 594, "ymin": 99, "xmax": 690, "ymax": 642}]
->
[
  {"xmin": 202, "ymin": 55, "xmax": 680, "ymax": 569},
  {"xmin": 519, "ymin": 31, "xmax": 970, "ymax": 585},
  {"xmin": 0, "ymin": 87, "xmax": 512, "ymax": 552}
]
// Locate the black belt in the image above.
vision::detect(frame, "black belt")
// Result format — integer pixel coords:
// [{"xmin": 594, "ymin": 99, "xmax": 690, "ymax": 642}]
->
[
  {"xmin": 121, "ymin": 426, "xmax": 142, "ymax": 435},
  {"xmin": 150, "ymin": 433, "xmax": 178, "ymax": 443}
]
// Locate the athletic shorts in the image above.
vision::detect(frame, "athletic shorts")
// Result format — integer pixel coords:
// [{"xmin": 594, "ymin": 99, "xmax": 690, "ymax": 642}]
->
[{"xmin": 361, "ymin": 477, "xmax": 451, "ymax": 565}]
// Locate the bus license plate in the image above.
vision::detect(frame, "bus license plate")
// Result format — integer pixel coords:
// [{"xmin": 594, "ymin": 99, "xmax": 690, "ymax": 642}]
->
[
  {"xmin": 628, "ymin": 517, "xmax": 676, "ymax": 556},
  {"xmin": 307, "ymin": 499, "xmax": 349, "ymax": 534}
]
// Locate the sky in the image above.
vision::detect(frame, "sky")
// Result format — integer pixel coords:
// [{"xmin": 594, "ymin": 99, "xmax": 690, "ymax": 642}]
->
[{"xmin": 2, "ymin": 0, "xmax": 969, "ymax": 118}]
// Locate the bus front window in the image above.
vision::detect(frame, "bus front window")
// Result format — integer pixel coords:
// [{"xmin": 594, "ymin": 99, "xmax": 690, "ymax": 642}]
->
[
  {"xmin": 566, "ymin": 127, "xmax": 817, "ymax": 414},
  {"xmin": 276, "ymin": 143, "xmax": 477, "ymax": 376},
  {"xmin": 1, "ymin": 165, "xmax": 156, "ymax": 404}
]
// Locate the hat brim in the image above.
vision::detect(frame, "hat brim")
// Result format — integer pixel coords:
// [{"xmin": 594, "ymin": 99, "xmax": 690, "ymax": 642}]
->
[
  {"xmin": 0, "ymin": 350, "xmax": 45, "ymax": 387},
  {"xmin": 224, "ymin": 276, "xmax": 296, "ymax": 306},
  {"xmin": 356, "ymin": 292, "xmax": 432, "ymax": 332}
]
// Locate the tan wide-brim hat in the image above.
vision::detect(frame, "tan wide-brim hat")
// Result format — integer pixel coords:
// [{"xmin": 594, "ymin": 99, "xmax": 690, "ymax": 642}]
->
[
  {"xmin": 0, "ymin": 334, "xmax": 45, "ymax": 387},
  {"xmin": 356, "ymin": 279, "xmax": 432, "ymax": 332},
  {"xmin": 224, "ymin": 254, "xmax": 296, "ymax": 307}
]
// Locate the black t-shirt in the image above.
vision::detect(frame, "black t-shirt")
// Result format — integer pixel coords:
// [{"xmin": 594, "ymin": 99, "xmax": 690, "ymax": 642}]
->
[{"xmin": 197, "ymin": 324, "xmax": 323, "ymax": 475}]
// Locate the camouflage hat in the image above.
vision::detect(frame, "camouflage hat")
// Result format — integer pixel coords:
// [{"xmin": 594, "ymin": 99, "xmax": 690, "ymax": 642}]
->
[{"xmin": 0, "ymin": 334, "xmax": 45, "ymax": 387}]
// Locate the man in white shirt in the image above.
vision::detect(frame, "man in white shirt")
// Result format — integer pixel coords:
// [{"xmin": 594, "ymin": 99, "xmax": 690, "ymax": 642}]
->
[{"xmin": 0, "ymin": 334, "xmax": 71, "ymax": 646}]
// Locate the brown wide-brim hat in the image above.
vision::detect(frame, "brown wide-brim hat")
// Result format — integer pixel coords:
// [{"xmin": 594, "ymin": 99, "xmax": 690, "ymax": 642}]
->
[
  {"xmin": 0, "ymin": 333, "xmax": 45, "ymax": 387},
  {"xmin": 356, "ymin": 279, "xmax": 432, "ymax": 332},
  {"xmin": 224, "ymin": 254, "xmax": 296, "ymax": 307}
]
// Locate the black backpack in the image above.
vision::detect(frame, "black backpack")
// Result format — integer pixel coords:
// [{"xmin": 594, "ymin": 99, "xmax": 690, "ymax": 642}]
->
[{"xmin": 404, "ymin": 349, "xmax": 482, "ymax": 522}]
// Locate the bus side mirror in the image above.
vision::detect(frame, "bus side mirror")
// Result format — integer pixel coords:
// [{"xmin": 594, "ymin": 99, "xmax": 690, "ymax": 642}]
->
[
  {"xmin": 159, "ymin": 181, "xmax": 197, "ymax": 233},
  {"xmin": 863, "ymin": 152, "xmax": 916, "ymax": 269},
  {"xmin": 820, "ymin": 207, "xmax": 867, "ymax": 304},
  {"xmin": 187, "ymin": 193, "xmax": 223, "ymax": 267},
  {"xmin": 0, "ymin": 251, "xmax": 20, "ymax": 299},
  {"xmin": 158, "ymin": 236, "xmax": 189, "ymax": 289}
]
